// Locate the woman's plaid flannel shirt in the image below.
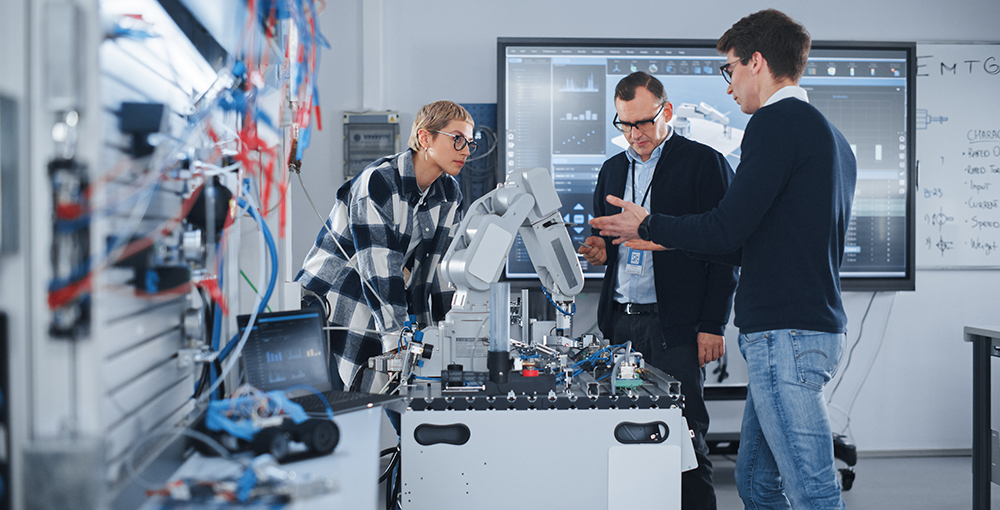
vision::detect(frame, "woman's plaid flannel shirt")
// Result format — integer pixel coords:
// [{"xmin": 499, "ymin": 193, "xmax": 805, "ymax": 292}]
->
[{"xmin": 295, "ymin": 150, "xmax": 462, "ymax": 388}]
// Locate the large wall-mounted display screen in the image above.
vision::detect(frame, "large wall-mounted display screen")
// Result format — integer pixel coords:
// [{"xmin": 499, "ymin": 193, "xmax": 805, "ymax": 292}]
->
[{"xmin": 498, "ymin": 38, "xmax": 916, "ymax": 291}]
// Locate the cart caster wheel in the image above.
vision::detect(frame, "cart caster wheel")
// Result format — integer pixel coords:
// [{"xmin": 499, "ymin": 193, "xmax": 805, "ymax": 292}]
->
[{"xmin": 839, "ymin": 467, "xmax": 855, "ymax": 491}]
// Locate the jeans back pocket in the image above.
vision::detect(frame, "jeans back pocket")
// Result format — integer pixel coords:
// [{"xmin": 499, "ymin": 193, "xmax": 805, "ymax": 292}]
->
[{"xmin": 790, "ymin": 330, "xmax": 844, "ymax": 391}]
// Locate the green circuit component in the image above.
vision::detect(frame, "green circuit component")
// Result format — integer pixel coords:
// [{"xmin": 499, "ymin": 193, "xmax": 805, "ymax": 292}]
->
[{"xmin": 614, "ymin": 378, "xmax": 643, "ymax": 389}]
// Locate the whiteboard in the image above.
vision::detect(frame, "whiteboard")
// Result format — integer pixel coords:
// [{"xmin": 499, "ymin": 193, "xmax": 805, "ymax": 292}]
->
[{"xmin": 915, "ymin": 42, "xmax": 1000, "ymax": 268}]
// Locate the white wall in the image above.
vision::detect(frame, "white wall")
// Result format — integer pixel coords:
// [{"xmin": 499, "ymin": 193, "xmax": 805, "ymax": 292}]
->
[{"xmin": 296, "ymin": 0, "xmax": 1000, "ymax": 452}]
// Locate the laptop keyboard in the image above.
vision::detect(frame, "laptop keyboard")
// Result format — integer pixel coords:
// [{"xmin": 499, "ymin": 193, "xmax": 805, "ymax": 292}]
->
[{"xmin": 291, "ymin": 390, "xmax": 398, "ymax": 414}]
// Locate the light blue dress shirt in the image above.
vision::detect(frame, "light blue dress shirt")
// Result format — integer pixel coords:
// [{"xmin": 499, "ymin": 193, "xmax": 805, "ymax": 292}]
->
[{"xmin": 614, "ymin": 128, "xmax": 673, "ymax": 304}]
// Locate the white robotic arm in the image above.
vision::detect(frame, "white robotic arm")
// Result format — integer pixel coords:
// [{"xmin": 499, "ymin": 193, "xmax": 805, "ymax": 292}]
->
[
  {"xmin": 673, "ymin": 101, "xmax": 730, "ymax": 138},
  {"xmin": 441, "ymin": 167, "xmax": 584, "ymax": 308},
  {"xmin": 400, "ymin": 167, "xmax": 584, "ymax": 379}
]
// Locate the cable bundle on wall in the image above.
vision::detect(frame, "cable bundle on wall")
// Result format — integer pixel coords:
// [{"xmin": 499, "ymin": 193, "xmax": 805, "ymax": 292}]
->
[{"xmin": 85, "ymin": 0, "xmax": 331, "ymax": 497}]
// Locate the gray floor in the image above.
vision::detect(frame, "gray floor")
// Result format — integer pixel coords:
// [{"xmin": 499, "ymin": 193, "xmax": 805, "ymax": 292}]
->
[{"xmin": 712, "ymin": 454, "xmax": 1000, "ymax": 509}]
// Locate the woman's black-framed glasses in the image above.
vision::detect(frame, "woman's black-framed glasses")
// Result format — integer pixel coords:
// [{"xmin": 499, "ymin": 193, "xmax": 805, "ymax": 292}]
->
[
  {"xmin": 612, "ymin": 104, "xmax": 665, "ymax": 133},
  {"xmin": 435, "ymin": 131, "xmax": 478, "ymax": 154}
]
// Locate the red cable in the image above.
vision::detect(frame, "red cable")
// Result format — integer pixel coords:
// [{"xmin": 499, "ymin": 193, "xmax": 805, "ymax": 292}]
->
[
  {"xmin": 278, "ymin": 179, "xmax": 288, "ymax": 239},
  {"xmin": 47, "ymin": 275, "xmax": 92, "ymax": 310},
  {"xmin": 197, "ymin": 278, "xmax": 229, "ymax": 317}
]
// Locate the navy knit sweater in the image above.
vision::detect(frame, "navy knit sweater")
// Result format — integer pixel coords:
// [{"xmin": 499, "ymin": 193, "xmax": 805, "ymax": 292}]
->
[{"xmin": 647, "ymin": 98, "xmax": 857, "ymax": 334}]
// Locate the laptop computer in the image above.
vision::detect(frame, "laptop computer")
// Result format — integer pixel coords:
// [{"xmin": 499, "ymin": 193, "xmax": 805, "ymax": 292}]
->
[{"xmin": 237, "ymin": 309, "xmax": 400, "ymax": 414}]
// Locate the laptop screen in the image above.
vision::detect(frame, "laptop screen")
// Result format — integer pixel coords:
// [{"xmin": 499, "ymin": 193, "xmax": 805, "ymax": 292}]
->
[{"xmin": 238, "ymin": 310, "xmax": 331, "ymax": 393}]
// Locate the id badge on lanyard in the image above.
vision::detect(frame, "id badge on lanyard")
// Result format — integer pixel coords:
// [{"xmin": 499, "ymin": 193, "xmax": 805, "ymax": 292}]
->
[{"xmin": 624, "ymin": 247, "xmax": 644, "ymax": 274}]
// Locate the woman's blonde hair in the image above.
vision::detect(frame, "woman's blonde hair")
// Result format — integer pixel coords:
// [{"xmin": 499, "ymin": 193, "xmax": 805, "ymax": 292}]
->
[{"xmin": 407, "ymin": 100, "xmax": 474, "ymax": 152}]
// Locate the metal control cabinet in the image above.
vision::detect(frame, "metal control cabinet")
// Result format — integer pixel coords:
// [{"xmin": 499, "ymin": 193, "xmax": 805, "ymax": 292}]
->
[
  {"xmin": 400, "ymin": 375, "xmax": 696, "ymax": 510},
  {"xmin": 343, "ymin": 111, "xmax": 400, "ymax": 179}
]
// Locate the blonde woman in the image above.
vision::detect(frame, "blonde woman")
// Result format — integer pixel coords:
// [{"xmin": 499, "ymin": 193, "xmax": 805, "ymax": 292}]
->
[{"xmin": 296, "ymin": 101, "xmax": 476, "ymax": 391}]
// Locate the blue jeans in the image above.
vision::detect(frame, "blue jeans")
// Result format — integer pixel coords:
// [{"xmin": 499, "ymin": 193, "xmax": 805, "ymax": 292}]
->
[{"xmin": 736, "ymin": 329, "xmax": 846, "ymax": 510}]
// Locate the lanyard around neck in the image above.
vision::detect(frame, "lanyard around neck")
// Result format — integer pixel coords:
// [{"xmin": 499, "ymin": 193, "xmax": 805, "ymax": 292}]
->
[
  {"xmin": 630, "ymin": 158, "xmax": 653, "ymax": 209},
  {"xmin": 629, "ymin": 134, "xmax": 674, "ymax": 209}
]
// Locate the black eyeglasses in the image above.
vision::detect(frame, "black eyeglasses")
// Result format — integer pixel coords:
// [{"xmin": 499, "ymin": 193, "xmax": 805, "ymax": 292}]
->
[
  {"xmin": 720, "ymin": 58, "xmax": 747, "ymax": 84},
  {"xmin": 612, "ymin": 104, "xmax": 665, "ymax": 133},
  {"xmin": 435, "ymin": 131, "xmax": 478, "ymax": 154}
]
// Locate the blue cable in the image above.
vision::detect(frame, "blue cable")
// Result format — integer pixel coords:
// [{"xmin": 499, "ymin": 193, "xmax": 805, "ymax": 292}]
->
[
  {"xmin": 540, "ymin": 285, "xmax": 576, "ymax": 316},
  {"xmin": 398, "ymin": 326, "xmax": 411, "ymax": 352},
  {"xmin": 206, "ymin": 307, "xmax": 222, "ymax": 400},
  {"xmin": 237, "ymin": 197, "xmax": 278, "ymax": 316},
  {"xmin": 204, "ymin": 197, "xmax": 278, "ymax": 397},
  {"xmin": 571, "ymin": 345, "xmax": 613, "ymax": 369},
  {"xmin": 556, "ymin": 344, "xmax": 624, "ymax": 382},
  {"xmin": 204, "ymin": 196, "xmax": 279, "ymax": 398},
  {"xmin": 218, "ymin": 332, "xmax": 240, "ymax": 362},
  {"xmin": 555, "ymin": 368, "xmax": 583, "ymax": 382}
]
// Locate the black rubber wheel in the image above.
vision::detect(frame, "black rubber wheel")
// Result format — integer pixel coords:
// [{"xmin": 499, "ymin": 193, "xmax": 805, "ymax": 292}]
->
[
  {"xmin": 304, "ymin": 420, "xmax": 340, "ymax": 455},
  {"xmin": 252, "ymin": 427, "xmax": 290, "ymax": 459},
  {"xmin": 839, "ymin": 468, "xmax": 855, "ymax": 491}
]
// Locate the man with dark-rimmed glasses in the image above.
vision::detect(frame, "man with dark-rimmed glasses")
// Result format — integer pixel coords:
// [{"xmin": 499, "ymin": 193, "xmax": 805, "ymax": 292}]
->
[
  {"xmin": 578, "ymin": 71, "xmax": 738, "ymax": 510},
  {"xmin": 590, "ymin": 10, "xmax": 856, "ymax": 510}
]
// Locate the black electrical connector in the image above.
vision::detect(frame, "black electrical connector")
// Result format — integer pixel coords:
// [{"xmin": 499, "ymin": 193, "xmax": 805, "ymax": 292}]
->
[
  {"xmin": 117, "ymin": 102, "xmax": 167, "ymax": 157},
  {"xmin": 110, "ymin": 238, "xmax": 191, "ymax": 295},
  {"xmin": 185, "ymin": 176, "xmax": 233, "ymax": 243}
]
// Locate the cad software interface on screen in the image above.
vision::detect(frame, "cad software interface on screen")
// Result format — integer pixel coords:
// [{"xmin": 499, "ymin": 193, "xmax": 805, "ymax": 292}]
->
[{"xmin": 502, "ymin": 43, "xmax": 910, "ymax": 282}]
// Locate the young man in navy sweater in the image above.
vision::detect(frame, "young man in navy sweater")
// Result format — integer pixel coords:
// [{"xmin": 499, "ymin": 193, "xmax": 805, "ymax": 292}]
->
[{"xmin": 591, "ymin": 9, "xmax": 857, "ymax": 509}]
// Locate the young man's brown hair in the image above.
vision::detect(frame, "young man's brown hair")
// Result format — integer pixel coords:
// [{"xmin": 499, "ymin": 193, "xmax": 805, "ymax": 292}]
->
[{"xmin": 716, "ymin": 9, "xmax": 811, "ymax": 82}]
